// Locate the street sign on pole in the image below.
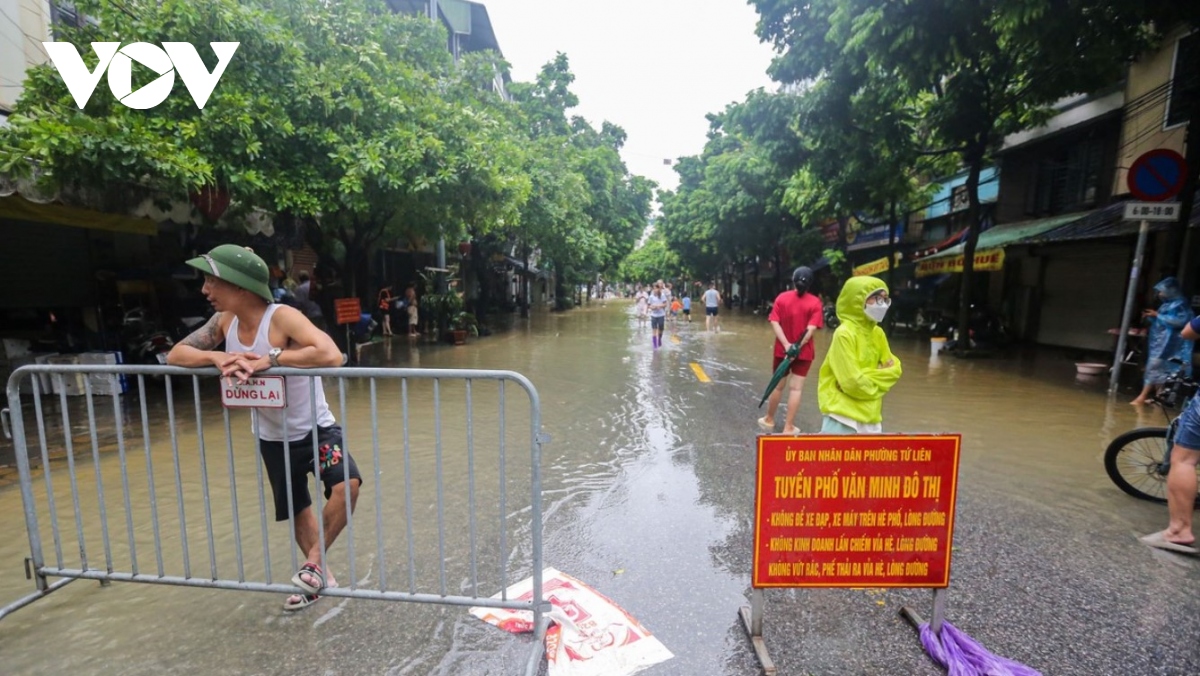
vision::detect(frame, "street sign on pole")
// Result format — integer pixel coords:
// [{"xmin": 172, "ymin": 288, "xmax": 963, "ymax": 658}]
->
[
  {"xmin": 1123, "ymin": 201, "xmax": 1181, "ymax": 222},
  {"xmin": 334, "ymin": 297, "xmax": 362, "ymax": 325},
  {"xmin": 1111, "ymin": 220, "xmax": 1150, "ymax": 394},
  {"xmin": 1127, "ymin": 149, "xmax": 1187, "ymax": 202}
]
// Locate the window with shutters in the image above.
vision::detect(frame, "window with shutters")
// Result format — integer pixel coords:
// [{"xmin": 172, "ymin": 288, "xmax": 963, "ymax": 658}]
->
[
  {"xmin": 1166, "ymin": 31, "xmax": 1199, "ymax": 129},
  {"xmin": 1028, "ymin": 136, "xmax": 1109, "ymax": 216},
  {"xmin": 49, "ymin": 2, "xmax": 98, "ymax": 40}
]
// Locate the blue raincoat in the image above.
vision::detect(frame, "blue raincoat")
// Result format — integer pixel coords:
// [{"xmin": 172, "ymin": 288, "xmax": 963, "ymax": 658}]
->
[{"xmin": 1145, "ymin": 277, "xmax": 1194, "ymax": 386}]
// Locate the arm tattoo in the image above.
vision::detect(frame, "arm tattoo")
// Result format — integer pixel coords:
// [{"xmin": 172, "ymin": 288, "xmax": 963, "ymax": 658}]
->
[{"xmin": 180, "ymin": 314, "xmax": 224, "ymax": 350}]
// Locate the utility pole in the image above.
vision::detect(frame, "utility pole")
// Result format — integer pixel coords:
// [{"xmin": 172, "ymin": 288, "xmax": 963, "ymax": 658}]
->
[{"xmin": 429, "ymin": 0, "xmax": 449, "ymax": 295}]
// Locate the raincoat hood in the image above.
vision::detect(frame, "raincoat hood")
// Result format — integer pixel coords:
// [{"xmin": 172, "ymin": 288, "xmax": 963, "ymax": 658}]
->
[
  {"xmin": 1155, "ymin": 277, "xmax": 1182, "ymax": 300},
  {"xmin": 818, "ymin": 275, "xmax": 901, "ymax": 426},
  {"xmin": 837, "ymin": 276, "xmax": 890, "ymax": 326}
]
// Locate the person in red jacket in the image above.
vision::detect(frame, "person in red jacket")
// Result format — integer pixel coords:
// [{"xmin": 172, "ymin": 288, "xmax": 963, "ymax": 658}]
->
[{"xmin": 758, "ymin": 267, "xmax": 823, "ymax": 434}]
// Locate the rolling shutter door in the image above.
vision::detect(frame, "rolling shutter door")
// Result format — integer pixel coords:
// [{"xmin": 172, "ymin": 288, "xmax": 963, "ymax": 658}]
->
[{"xmin": 1036, "ymin": 244, "xmax": 1130, "ymax": 351}]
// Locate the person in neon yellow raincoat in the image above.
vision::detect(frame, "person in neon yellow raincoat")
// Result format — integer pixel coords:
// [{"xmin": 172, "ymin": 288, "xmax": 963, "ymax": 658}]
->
[{"xmin": 817, "ymin": 276, "xmax": 902, "ymax": 433}]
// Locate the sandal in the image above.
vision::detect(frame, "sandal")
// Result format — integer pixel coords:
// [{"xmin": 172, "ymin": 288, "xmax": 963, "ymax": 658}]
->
[
  {"xmin": 283, "ymin": 574, "xmax": 338, "ymax": 611},
  {"xmin": 291, "ymin": 562, "xmax": 325, "ymax": 594},
  {"xmin": 283, "ymin": 593, "xmax": 321, "ymax": 611}
]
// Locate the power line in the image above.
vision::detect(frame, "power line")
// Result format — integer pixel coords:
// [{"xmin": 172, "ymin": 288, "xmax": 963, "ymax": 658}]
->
[
  {"xmin": 0, "ymin": 6, "xmax": 49, "ymax": 59},
  {"xmin": 0, "ymin": 14, "xmax": 35, "ymax": 60}
]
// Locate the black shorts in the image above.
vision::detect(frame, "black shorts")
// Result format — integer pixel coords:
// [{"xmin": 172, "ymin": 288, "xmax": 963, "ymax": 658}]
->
[
  {"xmin": 258, "ymin": 425, "xmax": 362, "ymax": 522},
  {"xmin": 651, "ymin": 315, "xmax": 665, "ymax": 330},
  {"xmin": 706, "ymin": 307, "xmax": 719, "ymax": 316}
]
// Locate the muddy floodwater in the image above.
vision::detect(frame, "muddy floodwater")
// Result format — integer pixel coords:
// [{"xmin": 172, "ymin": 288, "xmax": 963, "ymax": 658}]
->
[{"xmin": 2, "ymin": 301, "xmax": 1198, "ymax": 675}]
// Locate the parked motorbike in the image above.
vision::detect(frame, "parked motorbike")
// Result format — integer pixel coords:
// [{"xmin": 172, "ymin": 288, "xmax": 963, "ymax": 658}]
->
[
  {"xmin": 122, "ymin": 308, "xmax": 175, "ymax": 367},
  {"xmin": 173, "ymin": 315, "xmax": 209, "ymax": 342},
  {"xmin": 823, "ymin": 304, "xmax": 840, "ymax": 329},
  {"xmin": 932, "ymin": 305, "xmax": 1010, "ymax": 351}
]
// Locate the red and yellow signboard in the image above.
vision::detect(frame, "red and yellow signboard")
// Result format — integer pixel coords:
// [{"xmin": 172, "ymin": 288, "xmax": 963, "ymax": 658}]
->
[
  {"xmin": 334, "ymin": 297, "xmax": 362, "ymax": 325},
  {"xmin": 915, "ymin": 249, "xmax": 1004, "ymax": 277},
  {"xmin": 852, "ymin": 253, "xmax": 902, "ymax": 277},
  {"xmin": 752, "ymin": 434, "xmax": 961, "ymax": 588}
]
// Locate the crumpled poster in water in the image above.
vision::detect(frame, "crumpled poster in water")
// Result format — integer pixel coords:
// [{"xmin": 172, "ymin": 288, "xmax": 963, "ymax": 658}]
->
[{"xmin": 470, "ymin": 567, "xmax": 674, "ymax": 676}]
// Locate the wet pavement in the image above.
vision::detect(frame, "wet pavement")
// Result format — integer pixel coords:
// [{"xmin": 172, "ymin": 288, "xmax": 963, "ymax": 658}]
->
[{"xmin": 2, "ymin": 301, "xmax": 1200, "ymax": 674}]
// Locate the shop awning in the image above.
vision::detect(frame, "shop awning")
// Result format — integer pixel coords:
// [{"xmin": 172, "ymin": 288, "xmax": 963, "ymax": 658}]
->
[
  {"xmin": 0, "ymin": 194, "xmax": 158, "ymax": 236},
  {"xmin": 914, "ymin": 211, "xmax": 1095, "ymax": 278},
  {"xmin": 1011, "ymin": 201, "xmax": 1173, "ymax": 244},
  {"xmin": 503, "ymin": 255, "xmax": 550, "ymax": 278},
  {"xmin": 910, "ymin": 226, "xmax": 969, "ymax": 259},
  {"xmin": 920, "ymin": 211, "xmax": 1094, "ymax": 262}
]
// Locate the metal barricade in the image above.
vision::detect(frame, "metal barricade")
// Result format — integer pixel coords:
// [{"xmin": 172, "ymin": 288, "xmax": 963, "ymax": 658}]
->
[{"xmin": 0, "ymin": 364, "xmax": 550, "ymax": 674}]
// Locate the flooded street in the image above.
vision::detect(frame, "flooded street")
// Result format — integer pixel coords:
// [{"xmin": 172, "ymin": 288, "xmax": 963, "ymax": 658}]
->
[{"xmin": 2, "ymin": 301, "xmax": 1199, "ymax": 675}]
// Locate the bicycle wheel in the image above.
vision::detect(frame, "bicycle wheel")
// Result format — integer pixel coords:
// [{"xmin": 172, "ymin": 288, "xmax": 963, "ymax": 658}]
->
[{"xmin": 1104, "ymin": 427, "xmax": 1170, "ymax": 502}]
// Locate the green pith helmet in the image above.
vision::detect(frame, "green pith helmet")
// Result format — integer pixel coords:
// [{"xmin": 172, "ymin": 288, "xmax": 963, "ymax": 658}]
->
[{"xmin": 185, "ymin": 244, "xmax": 273, "ymax": 304}]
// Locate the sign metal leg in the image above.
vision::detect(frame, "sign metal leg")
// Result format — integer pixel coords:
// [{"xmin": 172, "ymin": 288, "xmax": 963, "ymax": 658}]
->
[
  {"xmin": 739, "ymin": 588, "xmax": 776, "ymax": 675},
  {"xmin": 931, "ymin": 588, "xmax": 947, "ymax": 635},
  {"xmin": 899, "ymin": 587, "xmax": 950, "ymax": 638}
]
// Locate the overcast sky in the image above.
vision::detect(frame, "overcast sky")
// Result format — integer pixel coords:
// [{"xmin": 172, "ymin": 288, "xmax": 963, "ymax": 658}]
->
[{"xmin": 483, "ymin": 0, "xmax": 778, "ymax": 202}]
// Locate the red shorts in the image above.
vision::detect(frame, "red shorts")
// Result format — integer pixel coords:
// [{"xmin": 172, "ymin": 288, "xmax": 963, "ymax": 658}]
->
[{"xmin": 772, "ymin": 356, "xmax": 813, "ymax": 378}]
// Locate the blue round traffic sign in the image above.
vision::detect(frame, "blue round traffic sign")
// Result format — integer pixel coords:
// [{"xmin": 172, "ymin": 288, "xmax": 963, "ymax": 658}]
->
[{"xmin": 1128, "ymin": 149, "xmax": 1187, "ymax": 202}]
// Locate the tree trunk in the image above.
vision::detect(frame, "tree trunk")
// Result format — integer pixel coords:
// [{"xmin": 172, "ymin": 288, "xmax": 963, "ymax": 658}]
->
[
  {"xmin": 957, "ymin": 149, "xmax": 986, "ymax": 351},
  {"xmin": 886, "ymin": 201, "xmax": 898, "ymax": 287},
  {"xmin": 340, "ymin": 233, "xmax": 357, "ymax": 301},
  {"xmin": 473, "ymin": 241, "xmax": 488, "ymax": 327},
  {"xmin": 836, "ymin": 215, "xmax": 851, "ymax": 284},
  {"xmin": 774, "ymin": 249, "xmax": 783, "ymax": 299},
  {"xmin": 521, "ymin": 245, "xmax": 531, "ymax": 318},
  {"xmin": 554, "ymin": 262, "xmax": 568, "ymax": 311}
]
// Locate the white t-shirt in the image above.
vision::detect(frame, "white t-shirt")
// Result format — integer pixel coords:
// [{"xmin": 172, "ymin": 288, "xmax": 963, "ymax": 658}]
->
[
  {"xmin": 829, "ymin": 414, "xmax": 883, "ymax": 434},
  {"xmin": 703, "ymin": 289, "xmax": 720, "ymax": 308},
  {"xmin": 226, "ymin": 305, "xmax": 337, "ymax": 441},
  {"xmin": 648, "ymin": 292, "xmax": 668, "ymax": 318}
]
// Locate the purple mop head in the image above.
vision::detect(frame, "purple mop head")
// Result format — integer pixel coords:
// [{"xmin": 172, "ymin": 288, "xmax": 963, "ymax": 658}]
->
[{"xmin": 919, "ymin": 621, "xmax": 1042, "ymax": 676}]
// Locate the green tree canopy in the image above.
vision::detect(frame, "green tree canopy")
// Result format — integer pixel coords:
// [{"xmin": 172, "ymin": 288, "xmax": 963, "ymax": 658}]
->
[
  {"xmin": 751, "ymin": 0, "xmax": 1162, "ymax": 342},
  {"xmin": 510, "ymin": 54, "xmax": 652, "ymax": 307},
  {"xmin": 0, "ymin": 1, "xmax": 653, "ymax": 308}
]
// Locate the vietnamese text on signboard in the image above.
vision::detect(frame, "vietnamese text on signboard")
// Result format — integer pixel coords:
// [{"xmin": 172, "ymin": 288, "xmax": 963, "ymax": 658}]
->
[
  {"xmin": 221, "ymin": 376, "xmax": 287, "ymax": 409},
  {"xmin": 852, "ymin": 253, "xmax": 902, "ymax": 277},
  {"xmin": 334, "ymin": 297, "xmax": 362, "ymax": 326},
  {"xmin": 752, "ymin": 435, "xmax": 961, "ymax": 588},
  {"xmin": 846, "ymin": 221, "xmax": 905, "ymax": 252},
  {"xmin": 915, "ymin": 249, "xmax": 1004, "ymax": 278}
]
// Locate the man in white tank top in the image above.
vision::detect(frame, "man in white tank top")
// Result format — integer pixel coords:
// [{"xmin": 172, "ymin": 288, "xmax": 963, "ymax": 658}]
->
[{"xmin": 168, "ymin": 244, "xmax": 359, "ymax": 611}]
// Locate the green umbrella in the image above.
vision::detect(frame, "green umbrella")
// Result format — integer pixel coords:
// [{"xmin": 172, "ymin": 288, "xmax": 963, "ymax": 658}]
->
[{"xmin": 758, "ymin": 342, "xmax": 800, "ymax": 408}]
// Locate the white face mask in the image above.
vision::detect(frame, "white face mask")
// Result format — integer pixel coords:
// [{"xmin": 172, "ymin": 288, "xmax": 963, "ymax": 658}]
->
[{"xmin": 864, "ymin": 301, "xmax": 890, "ymax": 323}]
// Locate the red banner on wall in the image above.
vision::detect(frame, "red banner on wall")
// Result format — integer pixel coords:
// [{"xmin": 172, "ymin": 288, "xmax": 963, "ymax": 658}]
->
[{"xmin": 752, "ymin": 435, "xmax": 961, "ymax": 588}]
